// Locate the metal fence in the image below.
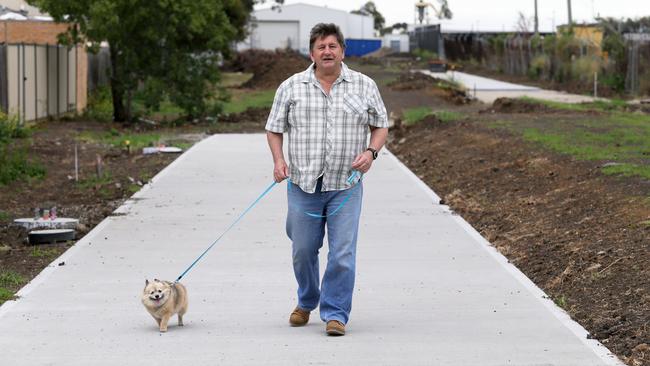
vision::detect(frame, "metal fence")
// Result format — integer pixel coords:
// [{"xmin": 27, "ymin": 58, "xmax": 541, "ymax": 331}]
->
[
  {"xmin": 87, "ymin": 47, "xmax": 111, "ymax": 93},
  {"xmin": 625, "ymin": 35, "xmax": 650, "ymax": 95},
  {"xmin": 0, "ymin": 43, "xmax": 78, "ymax": 122},
  {"xmin": 409, "ymin": 25, "xmax": 445, "ymax": 58},
  {"xmin": 444, "ymin": 32, "xmax": 650, "ymax": 96}
]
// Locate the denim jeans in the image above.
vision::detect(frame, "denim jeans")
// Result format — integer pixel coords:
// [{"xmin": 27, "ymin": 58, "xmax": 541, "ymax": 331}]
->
[{"xmin": 286, "ymin": 177, "xmax": 363, "ymax": 324}]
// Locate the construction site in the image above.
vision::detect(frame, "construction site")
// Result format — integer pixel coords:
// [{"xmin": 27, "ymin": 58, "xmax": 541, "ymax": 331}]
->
[{"xmin": 0, "ymin": 1, "xmax": 649, "ymax": 365}]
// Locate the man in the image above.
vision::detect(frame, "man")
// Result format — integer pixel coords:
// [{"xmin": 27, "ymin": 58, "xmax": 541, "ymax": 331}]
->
[{"xmin": 265, "ymin": 23, "xmax": 388, "ymax": 336}]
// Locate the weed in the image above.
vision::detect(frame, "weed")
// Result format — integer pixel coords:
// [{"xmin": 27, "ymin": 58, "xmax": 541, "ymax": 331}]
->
[
  {"xmin": 0, "ymin": 271, "xmax": 25, "ymax": 287},
  {"xmin": 403, "ymin": 107, "xmax": 433, "ymax": 125},
  {"xmin": 554, "ymin": 295, "xmax": 567, "ymax": 308},
  {"xmin": 0, "ymin": 211, "xmax": 9, "ymax": 221},
  {"xmin": 30, "ymin": 247, "xmax": 60, "ymax": 258},
  {"xmin": 222, "ymin": 89, "xmax": 275, "ymax": 115},
  {"xmin": 434, "ymin": 110, "xmax": 465, "ymax": 123},
  {"xmin": 0, "ymin": 146, "xmax": 46, "ymax": 185},
  {"xmin": 0, "ymin": 287, "xmax": 14, "ymax": 302}
]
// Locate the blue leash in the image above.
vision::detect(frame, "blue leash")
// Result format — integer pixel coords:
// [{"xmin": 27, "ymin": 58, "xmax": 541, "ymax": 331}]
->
[
  {"xmin": 175, "ymin": 171, "xmax": 362, "ymax": 282},
  {"xmin": 174, "ymin": 180, "xmax": 278, "ymax": 282}
]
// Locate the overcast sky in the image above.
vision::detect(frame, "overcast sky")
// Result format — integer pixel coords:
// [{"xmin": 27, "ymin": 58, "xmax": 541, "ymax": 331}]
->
[{"xmin": 256, "ymin": 0, "xmax": 650, "ymax": 32}]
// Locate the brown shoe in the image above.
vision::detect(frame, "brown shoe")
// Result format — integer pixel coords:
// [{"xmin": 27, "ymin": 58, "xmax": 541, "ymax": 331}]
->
[
  {"xmin": 289, "ymin": 307, "xmax": 310, "ymax": 327},
  {"xmin": 326, "ymin": 320, "xmax": 345, "ymax": 336}
]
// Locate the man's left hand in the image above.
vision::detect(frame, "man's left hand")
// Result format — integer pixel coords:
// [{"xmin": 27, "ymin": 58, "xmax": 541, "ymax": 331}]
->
[{"xmin": 351, "ymin": 151, "xmax": 373, "ymax": 173}]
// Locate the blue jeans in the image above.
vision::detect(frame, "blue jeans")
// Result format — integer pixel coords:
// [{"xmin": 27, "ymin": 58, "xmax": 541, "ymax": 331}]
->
[{"xmin": 286, "ymin": 177, "xmax": 363, "ymax": 324}]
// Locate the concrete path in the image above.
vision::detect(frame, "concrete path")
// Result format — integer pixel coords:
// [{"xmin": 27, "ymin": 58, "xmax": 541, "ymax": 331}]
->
[
  {"xmin": 420, "ymin": 69, "xmax": 601, "ymax": 104},
  {"xmin": 0, "ymin": 134, "xmax": 623, "ymax": 365}
]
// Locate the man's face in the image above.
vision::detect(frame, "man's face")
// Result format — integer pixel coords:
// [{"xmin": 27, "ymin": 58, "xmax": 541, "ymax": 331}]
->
[{"xmin": 310, "ymin": 35, "xmax": 344, "ymax": 73}]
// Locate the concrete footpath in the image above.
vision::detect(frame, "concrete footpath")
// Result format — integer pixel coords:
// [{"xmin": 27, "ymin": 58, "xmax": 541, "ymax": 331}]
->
[
  {"xmin": 420, "ymin": 69, "xmax": 601, "ymax": 104},
  {"xmin": 0, "ymin": 134, "xmax": 623, "ymax": 365}
]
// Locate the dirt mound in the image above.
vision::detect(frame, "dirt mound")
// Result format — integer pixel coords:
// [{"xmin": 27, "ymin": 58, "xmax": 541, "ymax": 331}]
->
[
  {"xmin": 225, "ymin": 49, "xmax": 310, "ymax": 89},
  {"xmin": 486, "ymin": 97, "xmax": 552, "ymax": 113},
  {"xmin": 388, "ymin": 72, "xmax": 472, "ymax": 105},
  {"xmin": 388, "ymin": 72, "xmax": 435, "ymax": 91}
]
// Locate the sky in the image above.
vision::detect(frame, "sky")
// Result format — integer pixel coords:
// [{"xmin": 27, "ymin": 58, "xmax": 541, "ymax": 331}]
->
[{"xmin": 255, "ymin": 0, "xmax": 650, "ymax": 32}]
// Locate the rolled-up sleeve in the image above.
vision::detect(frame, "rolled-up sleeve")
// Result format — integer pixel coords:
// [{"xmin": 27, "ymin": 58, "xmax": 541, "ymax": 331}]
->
[
  {"xmin": 265, "ymin": 82, "xmax": 291, "ymax": 133},
  {"xmin": 366, "ymin": 80, "xmax": 388, "ymax": 128}
]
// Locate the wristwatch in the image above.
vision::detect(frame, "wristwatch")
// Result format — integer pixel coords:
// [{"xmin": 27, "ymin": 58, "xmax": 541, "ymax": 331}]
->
[{"xmin": 366, "ymin": 147, "xmax": 378, "ymax": 160}]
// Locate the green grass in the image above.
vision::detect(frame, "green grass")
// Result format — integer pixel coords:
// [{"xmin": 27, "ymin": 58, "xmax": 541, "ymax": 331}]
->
[
  {"xmin": 518, "ymin": 96, "xmax": 628, "ymax": 113},
  {"xmin": 78, "ymin": 131, "xmax": 162, "ymax": 150},
  {"xmin": 30, "ymin": 247, "xmax": 60, "ymax": 258},
  {"xmin": 554, "ymin": 294, "xmax": 568, "ymax": 308},
  {"xmin": 601, "ymin": 163, "xmax": 650, "ymax": 180},
  {"xmin": 403, "ymin": 107, "xmax": 433, "ymax": 125},
  {"xmin": 222, "ymin": 89, "xmax": 275, "ymax": 114},
  {"xmin": 487, "ymin": 101, "xmax": 650, "ymax": 180},
  {"xmin": 0, "ymin": 271, "xmax": 25, "ymax": 288},
  {"xmin": 434, "ymin": 110, "xmax": 465, "ymax": 123},
  {"xmin": 78, "ymin": 173, "xmax": 113, "ymax": 189},
  {"xmin": 0, "ymin": 146, "xmax": 46, "ymax": 185},
  {"xmin": 402, "ymin": 107, "xmax": 465, "ymax": 125},
  {"xmin": 0, "ymin": 211, "xmax": 9, "ymax": 221},
  {"xmin": 0, "ymin": 287, "xmax": 14, "ymax": 302},
  {"xmin": 221, "ymin": 72, "xmax": 254, "ymax": 87}
]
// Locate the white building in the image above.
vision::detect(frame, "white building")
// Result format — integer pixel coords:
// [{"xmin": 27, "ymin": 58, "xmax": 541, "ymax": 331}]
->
[
  {"xmin": 382, "ymin": 33, "xmax": 410, "ymax": 53},
  {"xmin": 239, "ymin": 3, "xmax": 375, "ymax": 55}
]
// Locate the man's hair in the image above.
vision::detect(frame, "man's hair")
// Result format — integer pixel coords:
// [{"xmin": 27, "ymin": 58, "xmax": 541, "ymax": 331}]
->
[{"xmin": 309, "ymin": 23, "xmax": 346, "ymax": 51}]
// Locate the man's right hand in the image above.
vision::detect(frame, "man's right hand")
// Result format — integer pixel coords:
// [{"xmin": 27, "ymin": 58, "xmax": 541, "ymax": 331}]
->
[{"xmin": 273, "ymin": 159, "xmax": 289, "ymax": 183}]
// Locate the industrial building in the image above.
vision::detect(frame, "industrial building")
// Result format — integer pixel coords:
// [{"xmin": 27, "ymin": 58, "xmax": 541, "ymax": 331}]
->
[{"xmin": 238, "ymin": 3, "xmax": 383, "ymax": 56}]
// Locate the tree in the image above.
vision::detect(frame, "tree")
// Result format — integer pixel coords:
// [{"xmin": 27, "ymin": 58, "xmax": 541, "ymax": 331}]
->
[
  {"xmin": 27, "ymin": 0, "xmax": 256, "ymax": 122},
  {"xmin": 351, "ymin": 1, "xmax": 385, "ymax": 35}
]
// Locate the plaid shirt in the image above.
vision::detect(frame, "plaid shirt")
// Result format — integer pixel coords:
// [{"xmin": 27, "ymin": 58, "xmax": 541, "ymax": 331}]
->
[{"xmin": 265, "ymin": 63, "xmax": 388, "ymax": 193}]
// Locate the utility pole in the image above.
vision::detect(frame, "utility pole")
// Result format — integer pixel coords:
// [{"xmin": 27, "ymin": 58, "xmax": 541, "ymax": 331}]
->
[
  {"xmin": 534, "ymin": 0, "xmax": 539, "ymax": 35},
  {"xmin": 567, "ymin": 0, "xmax": 573, "ymax": 31}
]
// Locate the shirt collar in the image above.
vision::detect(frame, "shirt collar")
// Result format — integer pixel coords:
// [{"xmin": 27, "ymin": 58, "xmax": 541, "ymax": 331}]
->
[{"xmin": 301, "ymin": 62, "xmax": 352, "ymax": 84}]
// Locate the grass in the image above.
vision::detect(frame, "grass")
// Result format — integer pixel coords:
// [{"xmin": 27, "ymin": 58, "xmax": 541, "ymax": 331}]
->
[
  {"xmin": 0, "ymin": 113, "xmax": 44, "ymax": 186},
  {"xmin": 601, "ymin": 163, "xmax": 650, "ymax": 180},
  {"xmin": 487, "ymin": 99, "xmax": 650, "ymax": 180},
  {"xmin": 222, "ymin": 89, "xmax": 275, "ymax": 115},
  {"xmin": 77, "ymin": 131, "xmax": 162, "ymax": 150},
  {"xmin": 0, "ymin": 146, "xmax": 46, "ymax": 186},
  {"xmin": 554, "ymin": 294, "xmax": 568, "ymax": 308},
  {"xmin": 78, "ymin": 173, "xmax": 114, "ymax": 189},
  {"xmin": 221, "ymin": 72, "xmax": 254, "ymax": 87},
  {"xmin": 0, "ymin": 287, "xmax": 14, "ymax": 302},
  {"xmin": 0, "ymin": 271, "xmax": 25, "ymax": 304},
  {"xmin": 0, "ymin": 211, "xmax": 9, "ymax": 221},
  {"xmin": 0, "ymin": 271, "xmax": 25, "ymax": 287},
  {"xmin": 403, "ymin": 107, "xmax": 432, "ymax": 125},
  {"xmin": 402, "ymin": 107, "xmax": 465, "ymax": 125},
  {"xmin": 518, "ymin": 96, "xmax": 628, "ymax": 113},
  {"xmin": 30, "ymin": 247, "xmax": 60, "ymax": 259}
]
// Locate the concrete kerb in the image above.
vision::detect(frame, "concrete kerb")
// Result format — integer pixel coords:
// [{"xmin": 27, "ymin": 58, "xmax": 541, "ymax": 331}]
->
[{"xmin": 383, "ymin": 148, "xmax": 625, "ymax": 366}]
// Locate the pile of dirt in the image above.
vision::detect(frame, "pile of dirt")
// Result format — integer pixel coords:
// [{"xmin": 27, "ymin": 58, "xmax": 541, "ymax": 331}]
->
[
  {"xmin": 485, "ymin": 97, "xmax": 554, "ymax": 113},
  {"xmin": 225, "ymin": 49, "xmax": 310, "ymax": 89},
  {"xmin": 389, "ymin": 117, "xmax": 650, "ymax": 366},
  {"xmin": 388, "ymin": 72, "xmax": 472, "ymax": 105}
]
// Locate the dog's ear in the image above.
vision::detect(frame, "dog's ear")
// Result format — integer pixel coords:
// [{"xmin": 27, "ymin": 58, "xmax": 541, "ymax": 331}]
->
[{"xmin": 145, "ymin": 279, "xmax": 149, "ymax": 285}]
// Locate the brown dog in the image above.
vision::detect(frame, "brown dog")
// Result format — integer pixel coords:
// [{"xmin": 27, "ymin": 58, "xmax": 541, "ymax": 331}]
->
[{"xmin": 141, "ymin": 279, "xmax": 188, "ymax": 332}]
